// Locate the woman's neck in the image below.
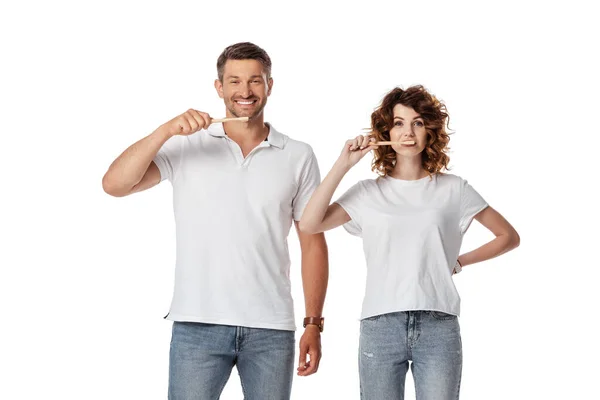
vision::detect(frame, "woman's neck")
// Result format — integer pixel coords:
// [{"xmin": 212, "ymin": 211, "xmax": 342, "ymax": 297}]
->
[{"xmin": 389, "ymin": 155, "xmax": 429, "ymax": 180}]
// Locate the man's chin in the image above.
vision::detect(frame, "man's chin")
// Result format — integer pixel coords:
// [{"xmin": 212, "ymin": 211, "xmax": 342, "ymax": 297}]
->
[
  {"xmin": 234, "ymin": 109, "xmax": 264, "ymax": 120},
  {"xmin": 226, "ymin": 102, "xmax": 265, "ymax": 120}
]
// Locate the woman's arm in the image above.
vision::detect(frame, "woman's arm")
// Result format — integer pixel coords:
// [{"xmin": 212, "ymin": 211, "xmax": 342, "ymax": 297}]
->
[
  {"xmin": 458, "ymin": 206, "xmax": 520, "ymax": 267},
  {"xmin": 299, "ymin": 135, "xmax": 376, "ymax": 234}
]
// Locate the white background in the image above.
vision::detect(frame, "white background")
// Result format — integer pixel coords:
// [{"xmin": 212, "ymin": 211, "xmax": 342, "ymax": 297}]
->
[{"xmin": 1, "ymin": 0, "xmax": 599, "ymax": 399}]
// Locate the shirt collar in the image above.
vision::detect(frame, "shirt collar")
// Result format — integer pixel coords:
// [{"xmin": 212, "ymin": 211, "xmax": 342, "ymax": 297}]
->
[{"xmin": 206, "ymin": 122, "xmax": 284, "ymax": 149}]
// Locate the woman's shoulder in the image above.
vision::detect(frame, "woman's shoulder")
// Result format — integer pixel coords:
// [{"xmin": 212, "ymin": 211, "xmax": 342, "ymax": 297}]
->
[
  {"xmin": 341, "ymin": 177, "xmax": 382, "ymax": 198},
  {"xmin": 352, "ymin": 176, "xmax": 381, "ymax": 187},
  {"xmin": 435, "ymin": 172, "xmax": 466, "ymax": 184}
]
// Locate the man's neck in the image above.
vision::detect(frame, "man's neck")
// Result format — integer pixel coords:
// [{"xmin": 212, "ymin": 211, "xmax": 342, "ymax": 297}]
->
[{"xmin": 223, "ymin": 115, "xmax": 269, "ymax": 145}]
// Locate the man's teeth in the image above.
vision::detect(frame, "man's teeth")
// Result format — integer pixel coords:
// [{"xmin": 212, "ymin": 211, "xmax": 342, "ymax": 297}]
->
[{"xmin": 236, "ymin": 100, "xmax": 254, "ymax": 105}]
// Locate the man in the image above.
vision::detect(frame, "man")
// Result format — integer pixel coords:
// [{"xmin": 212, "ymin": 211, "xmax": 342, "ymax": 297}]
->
[{"xmin": 102, "ymin": 42, "xmax": 328, "ymax": 399}]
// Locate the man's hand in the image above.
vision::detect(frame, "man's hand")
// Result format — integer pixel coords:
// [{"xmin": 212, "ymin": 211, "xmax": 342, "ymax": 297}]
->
[
  {"xmin": 297, "ymin": 325, "xmax": 322, "ymax": 376},
  {"xmin": 160, "ymin": 109, "xmax": 212, "ymax": 137}
]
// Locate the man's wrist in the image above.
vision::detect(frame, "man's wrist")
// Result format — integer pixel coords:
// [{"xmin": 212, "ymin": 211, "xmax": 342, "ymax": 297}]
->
[
  {"xmin": 154, "ymin": 124, "xmax": 175, "ymax": 140},
  {"xmin": 303, "ymin": 316, "xmax": 325, "ymax": 332}
]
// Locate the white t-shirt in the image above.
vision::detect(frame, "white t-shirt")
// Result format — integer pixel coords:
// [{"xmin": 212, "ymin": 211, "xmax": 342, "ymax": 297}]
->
[
  {"xmin": 335, "ymin": 173, "xmax": 488, "ymax": 319},
  {"xmin": 153, "ymin": 123, "xmax": 320, "ymax": 331}
]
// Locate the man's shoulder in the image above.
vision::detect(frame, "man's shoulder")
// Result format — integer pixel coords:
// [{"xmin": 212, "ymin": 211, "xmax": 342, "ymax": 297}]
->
[
  {"xmin": 271, "ymin": 127, "xmax": 314, "ymax": 156},
  {"xmin": 283, "ymin": 135, "xmax": 314, "ymax": 153}
]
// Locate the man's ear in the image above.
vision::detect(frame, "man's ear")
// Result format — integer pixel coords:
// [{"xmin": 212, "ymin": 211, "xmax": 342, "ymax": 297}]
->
[
  {"xmin": 267, "ymin": 77, "xmax": 273, "ymax": 96},
  {"xmin": 215, "ymin": 79, "xmax": 224, "ymax": 99}
]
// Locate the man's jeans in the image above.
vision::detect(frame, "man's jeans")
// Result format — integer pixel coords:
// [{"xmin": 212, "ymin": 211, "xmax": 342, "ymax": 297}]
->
[
  {"xmin": 168, "ymin": 321, "xmax": 295, "ymax": 400},
  {"xmin": 359, "ymin": 311, "xmax": 462, "ymax": 400}
]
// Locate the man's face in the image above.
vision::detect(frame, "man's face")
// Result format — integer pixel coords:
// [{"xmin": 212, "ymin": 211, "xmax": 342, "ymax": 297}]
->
[{"xmin": 215, "ymin": 59, "xmax": 272, "ymax": 120}]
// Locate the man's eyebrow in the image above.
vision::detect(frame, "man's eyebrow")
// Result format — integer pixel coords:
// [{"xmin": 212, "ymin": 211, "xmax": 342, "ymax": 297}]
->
[{"xmin": 225, "ymin": 75, "xmax": 264, "ymax": 79}]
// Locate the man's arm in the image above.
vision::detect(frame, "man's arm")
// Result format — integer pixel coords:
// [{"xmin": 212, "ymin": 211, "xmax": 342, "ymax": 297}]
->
[
  {"xmin": 102, "ymin": 129, "xmax": 170, "ymax": 197},
  {"xmin": 295, "ymin": 221, "xmax": 328, "ymax": 376},
  {"xmin": 102, "ymin": 109, "xmax": 212, "ymax": 197}
]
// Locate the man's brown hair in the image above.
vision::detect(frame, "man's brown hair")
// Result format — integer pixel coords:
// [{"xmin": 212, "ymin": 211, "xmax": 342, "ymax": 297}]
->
[{"xmin": 217, "ymin": 42, "xmax": 272, "ymax": 81}]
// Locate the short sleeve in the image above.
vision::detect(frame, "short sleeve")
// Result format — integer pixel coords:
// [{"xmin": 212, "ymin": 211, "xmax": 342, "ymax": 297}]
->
[
  {"xmin": 153, "ymin": 135, "xmax": 185, "ymax": 182},
  {"xmin": 334, "ymin": 181, "xmax": 365, "ymax": 237},
  {"xmin": 292, "ymin": 149, "xmax": 321, "ymax": 221},
  {"xmin": 459, "ymin": 178, "xmax": 488, "ymax": 234}
]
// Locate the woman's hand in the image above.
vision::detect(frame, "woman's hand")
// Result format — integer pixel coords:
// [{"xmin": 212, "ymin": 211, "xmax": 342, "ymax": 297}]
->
[{"xmin": 336, "ymin": 135, "xmax": 378, "ymax": 170}]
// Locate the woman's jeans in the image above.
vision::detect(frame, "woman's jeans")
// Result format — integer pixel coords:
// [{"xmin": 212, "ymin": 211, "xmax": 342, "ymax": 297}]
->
[{"xmin": 359, "ymin": 311, "xmax": 462, "ymax": 400}]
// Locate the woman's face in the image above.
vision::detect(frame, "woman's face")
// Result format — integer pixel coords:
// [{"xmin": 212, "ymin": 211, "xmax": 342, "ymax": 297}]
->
[{"xmin": 389, "ymin": 104, "xmax": 427, "ymax": 157}]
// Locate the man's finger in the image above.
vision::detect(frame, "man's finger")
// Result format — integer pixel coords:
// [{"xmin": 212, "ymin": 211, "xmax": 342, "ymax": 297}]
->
[
  {"xmin": 310, "ymin": 348, "xmax": 321, "ymax": 370},
  {"xmin": 297, "ymin": 342, "xmax": 308, "ymax": 369},
  {"xmin": 189, "ymin": 110, "xmax": 206, "ymax": 130},
  {"xmin": 302, "ymin": 350, "xmax": 320, "ymax": 375}
]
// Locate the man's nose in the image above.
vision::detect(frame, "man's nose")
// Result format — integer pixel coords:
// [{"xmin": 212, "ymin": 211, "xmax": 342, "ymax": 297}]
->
[{"xmin": 240, "ymin": 84, "xmax": 253, "ymax": 98}]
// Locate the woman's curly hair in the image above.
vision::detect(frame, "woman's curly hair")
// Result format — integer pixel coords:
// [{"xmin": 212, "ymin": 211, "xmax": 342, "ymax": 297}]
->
[{"xmin": 370, "ymin": 85, "xmax": 450, "ymax": 176}]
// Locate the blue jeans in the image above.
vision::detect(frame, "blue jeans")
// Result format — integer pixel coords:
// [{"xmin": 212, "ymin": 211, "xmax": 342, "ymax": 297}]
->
[
  {"xmin": 359, "ymin": 311, "xmax": 462, "ymax": 400},
  {"xmin": 168, "ymin": 321, "xmax": 295, "ymax": 400}
]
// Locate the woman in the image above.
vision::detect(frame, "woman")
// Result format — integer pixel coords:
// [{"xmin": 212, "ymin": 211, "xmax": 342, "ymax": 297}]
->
[{"xmin": 299, "ymin": 85, "xmax": 520, "ymax": 399}]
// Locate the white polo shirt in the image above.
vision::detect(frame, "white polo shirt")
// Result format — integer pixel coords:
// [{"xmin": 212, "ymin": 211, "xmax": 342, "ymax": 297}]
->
[
  {"xmin": 153, "ymin": 123, "xmax": 320, "ymax": 330},
  {"xmin": 335, "ymin": 173, "xmax": 488, "ymax": 319}
]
